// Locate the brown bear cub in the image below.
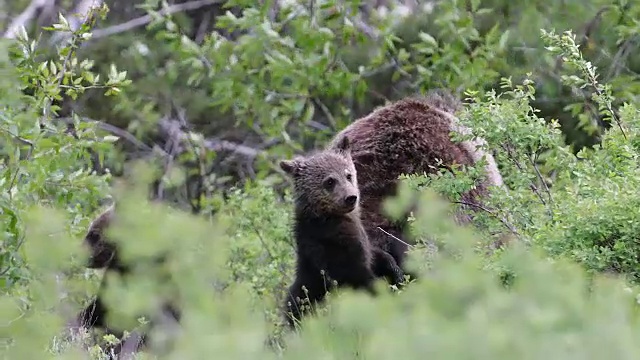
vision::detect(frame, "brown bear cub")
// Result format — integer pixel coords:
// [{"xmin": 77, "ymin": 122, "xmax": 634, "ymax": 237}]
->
[
  {"xmin": 327, "ymin": 89, "xmax": 505, "ymax": 280},
  {"xmin": 71, "ymin": 204, "xmax": 180, "ymax": 357},
  {"xmin": 280, "ymin": 136, "xmax": 404, "ymax": 328}
]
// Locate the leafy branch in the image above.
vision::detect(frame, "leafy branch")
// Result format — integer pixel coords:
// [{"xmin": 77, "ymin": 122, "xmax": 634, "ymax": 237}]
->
[{"xmin": 542, "ymin": 29, "xmax": 627, "ymax": 139}]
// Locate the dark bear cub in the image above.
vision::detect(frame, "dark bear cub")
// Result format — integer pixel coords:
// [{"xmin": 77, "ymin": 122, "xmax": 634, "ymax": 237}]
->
[
  {"xmin": 71, "ymin": 203, "xmax": 180, "ymax": 357},
  {"xmin": 280, "ymin": 136, "xmax": 404, "ymax": 328}
]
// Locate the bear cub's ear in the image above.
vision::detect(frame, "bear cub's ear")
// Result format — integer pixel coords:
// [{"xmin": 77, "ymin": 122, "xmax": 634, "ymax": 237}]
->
[
  {"xmin": 335, "ymin": 135, "xmax": 351, "ymax": 155},
  {"xmin": 280, "ymin": 159, "xmax": 299, "ymax": 176}
]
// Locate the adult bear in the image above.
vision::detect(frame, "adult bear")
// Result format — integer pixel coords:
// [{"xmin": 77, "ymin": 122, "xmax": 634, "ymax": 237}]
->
[{"xmin": 326, "ymin": 89, "xmax": 505, "ymax": 278}]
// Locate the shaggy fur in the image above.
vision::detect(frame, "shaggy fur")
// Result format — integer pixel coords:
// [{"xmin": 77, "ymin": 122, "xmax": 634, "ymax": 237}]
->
[
  {"xmin": 71, "ymin": 204, "xmax": 180, "ymax": 358},
  {"xmin": 280, "ymin": 136, "xmax": 404, "ymax": 328},
  {"xmin": 326, "ymin": 89, "xmax": 505, "ymax": 275}
]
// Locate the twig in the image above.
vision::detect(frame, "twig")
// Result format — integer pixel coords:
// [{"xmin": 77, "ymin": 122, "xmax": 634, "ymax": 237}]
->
[
  {"xmin": 499, "ymin": 143, "xmax": 548, "ymax": 207},
  {"xmin": 171, "ymin": 103, "xmax": 208, "ymax": 212},
  {"xmin": 59, "ymin": 116, "xmax": 153, "ymax": 152},
  {"xmin": 195, "ymin": 11, "xmax": 212, "ymax": 44},
  {"xmin": 360, "ymin": 60, "xmax": 396, "ymax": 78},
  {"xmin": 308, "ymin": 0, "xmax": 316, "ymax": 28},
  {"xmin": 204, "ymin": 139, "xmax": 266, "ymax": 158},
  {"xmin": 157, "ymin": 118, "xmax": 269, "ymax": 159},
  {"xmin": 311, "ymin": 97, "xmax": 336, "ymax": 130},
  {"xmin": 377, "ymin": 227, "xmax": 414, "ymax": 248},
  {"xmin": 89, "ymin": 0, "xmax": 224, "ymax": 40},
  {"xmin": 0, "ymin": 127, "xmax": 34, "ymax": 148},
  {"xmin": 452, "ymin": 200, "xmax": 519, "ymax": 236},
  {"xmin": 530, "ymin": 151, "xmax": 553, "ymax": 207},
  {"xmin": 156, "ymin": 115, "xmax": 182, "ymax": 200},
  {"xmin": 605, "ymin": 35, "xmax": 637, "ymax": 81}
]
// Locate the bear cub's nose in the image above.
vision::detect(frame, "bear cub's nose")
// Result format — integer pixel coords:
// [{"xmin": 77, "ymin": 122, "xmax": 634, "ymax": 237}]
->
[{"xmin": 344, "ymin": 195, "xmax": 358, "ymax": 206}]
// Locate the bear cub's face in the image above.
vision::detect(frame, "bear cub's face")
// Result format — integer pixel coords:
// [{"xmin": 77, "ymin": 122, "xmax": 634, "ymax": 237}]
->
[{"xmin": 280, "ymin": 136, "xmax": 360, "ymax": 215}]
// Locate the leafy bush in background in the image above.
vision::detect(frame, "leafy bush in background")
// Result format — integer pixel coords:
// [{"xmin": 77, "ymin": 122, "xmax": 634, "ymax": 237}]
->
[
  {"xmin": 40, "ymin": 0, "xmax": 640, "ymax": 208},
  {"xmin": 0, "ymin": 4, "xmax": 128, "ymax": 288},
  {"xmin": 5, "ymin": 176, "xmax": 640, "ymax": 359}
]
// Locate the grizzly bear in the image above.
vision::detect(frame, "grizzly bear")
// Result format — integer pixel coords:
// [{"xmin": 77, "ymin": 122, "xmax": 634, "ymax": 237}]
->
[
  {"xmin": 70, "ymin": 203, "xmax": 180, "ymax": 358},
  {"xmin": 326, "ymin": 89, "xmax": 505, "ymax": 277},
  {"xmin": 280, "ymin": 136, "xmax": 405, "ymax": 328}
]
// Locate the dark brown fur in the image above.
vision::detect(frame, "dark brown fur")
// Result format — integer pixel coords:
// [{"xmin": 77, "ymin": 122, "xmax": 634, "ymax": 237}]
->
[
  {"xmin": 280, "ymin": 137, "xmax": 404, "ymax": 328},
  {"xmin": 71, "ymin": 204, "xmax": 180, "ymax": 358},
  {"xmin": 327, "ymin": 89, "xmax": 505, "ymax": 275}
]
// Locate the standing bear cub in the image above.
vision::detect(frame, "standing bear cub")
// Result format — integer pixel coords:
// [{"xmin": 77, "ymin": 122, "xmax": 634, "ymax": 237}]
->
[{"xmin": 280, "ymin": 136, "xmax": 405, "ymax": 328}]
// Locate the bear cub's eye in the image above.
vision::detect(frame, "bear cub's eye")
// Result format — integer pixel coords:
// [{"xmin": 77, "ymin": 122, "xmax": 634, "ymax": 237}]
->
[
  {"xmin": 346, "ymin": 173, "xmax": 353, "ymax": 182},
  {"xmin": 324, "ymin": 177, "xmax": 336, "ymax": 190}
]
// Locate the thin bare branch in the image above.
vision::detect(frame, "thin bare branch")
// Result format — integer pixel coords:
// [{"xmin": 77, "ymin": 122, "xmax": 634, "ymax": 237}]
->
[
  {"xmin": 311, "ymin": 97, "xmax": 336, "ymax": 130},
  {"xmin": 377, "ymin": 227, "xmax": 415, "ymax": 248},
  {"xmin": 529, "ymin": 151, "xmax": 553, "ymax": 207},
  {"xmin": 61, "ymin": 116, "xmax": 153, "ymax": 151},
  {"xmin": 90, "ymin": 0, "xmax": 224, "ymax": 40},
  {"xmin": 158, "ymin": 118, "xmax": 268, "ymax": 159},
  {"xmin": 61, "ymin": 115, "xmax": 270, "ymax": 164},
  {"xmin": 453, "ymin": 200, "xmax": 519, "ymax": 236}
]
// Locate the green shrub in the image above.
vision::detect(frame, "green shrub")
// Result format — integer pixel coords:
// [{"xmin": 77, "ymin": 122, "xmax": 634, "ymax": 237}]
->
[{"xmin": 4, "ymin": 178, "xmax": 640, "ymax": 359}]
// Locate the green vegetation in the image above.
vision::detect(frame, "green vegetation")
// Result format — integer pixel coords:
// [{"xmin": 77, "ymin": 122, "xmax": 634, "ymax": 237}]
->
[{"xmin": 1, "ymin": 0, "xmax": 640, "ymax": 358}]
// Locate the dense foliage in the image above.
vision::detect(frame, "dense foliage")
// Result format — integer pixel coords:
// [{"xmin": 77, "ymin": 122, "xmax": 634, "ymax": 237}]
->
[{"xmin": 1, "ymin": 0, "xmax": 640, "ymax": 358}]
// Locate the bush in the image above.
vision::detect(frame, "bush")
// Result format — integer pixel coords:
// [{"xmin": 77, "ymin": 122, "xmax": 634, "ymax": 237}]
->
[{"xmin": 4, "ymin": 179, "xmax": 640, "ymax": 359}]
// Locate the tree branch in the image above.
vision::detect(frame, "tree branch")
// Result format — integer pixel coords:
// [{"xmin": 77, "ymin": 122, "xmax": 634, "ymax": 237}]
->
[
  {"xmin": 59, "ymin": 116, "xmax": 153, "ymax": 152},
  {"xmin": 453, "ymin": 200, "xmax": 519, "ymax": 236},
  {"xmin": 3, "ymin": 0, "xmax": 53, "ymax": 39},
  {"xmin": 157, "ymin": 117, "xmax": 269, "ymax": 159},
  {"xmin": 89, "ymin": 0, "xmax": 224, "ymax": 40}
]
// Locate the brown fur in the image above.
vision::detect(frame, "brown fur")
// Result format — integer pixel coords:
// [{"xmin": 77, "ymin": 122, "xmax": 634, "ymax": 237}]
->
[
  {"xmin": 83, "ymin": 204, "xmax": 124, "ymax": 271},
  {"xmin": 70, "ymin": 204, "xmax": 180, "ymax": 359},
  {"xmin": 327, "ymin": 89, "xmax": 505, "ymax": 273},
  {"xmin": 280, "ymin": 137, "xmax": 404, "ymax": 328}
]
